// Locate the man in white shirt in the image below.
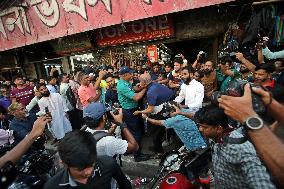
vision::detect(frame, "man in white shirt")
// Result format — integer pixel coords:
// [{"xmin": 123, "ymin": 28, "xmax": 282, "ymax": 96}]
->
[
  {"xmin": 37, "ymin": 84, "xmax": 72, "ymax": 140},
  {"xmin": 83, "ymin": 102, "xmax": 138, "ymax": 189},
  {"xmin": 59, "ymin": 74, "xmax": 81, "ymax": 130},
  {"xmin": 83, "ymin": 102, "xmax": 138, "ymax": 157},
  {"xmin": 174, "ymin": 66, "xmax": 204, "ymax": 113},
  {"xmin": 46, "ymin": 76, "xmax": 59, "ymax": 93}
]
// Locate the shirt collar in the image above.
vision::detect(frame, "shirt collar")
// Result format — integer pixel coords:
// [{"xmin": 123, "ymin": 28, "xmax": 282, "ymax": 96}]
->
[{"xmin": 58, "ymin": 167, "xmax": 98, "ymax": 187}]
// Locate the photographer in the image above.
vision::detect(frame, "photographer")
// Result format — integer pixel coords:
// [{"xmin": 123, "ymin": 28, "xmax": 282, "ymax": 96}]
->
[
  {"xmin": 195, "ymin": 105, "xmax": 277, "ymax": 189},
  {"xmin": 218, "ymin": 84, "xmax": 284, "ymax": 187},
  {"xmin": 141, "ymin": 104, "xmax": 207, "ymax": 152},
  {"xmin": 83, "ymin": 102, "xmax": 138, "ymax": 157},
  {"xmin": 217, "ymin": 57, "xmax": 241, "ymax": 92},
  {"xmin": 0, "ymin": 116, "xmax": 51, "ymax": 168},
  {"xmin": 236, "ymin": 52, "xmax": 256, "ymax": 72}
]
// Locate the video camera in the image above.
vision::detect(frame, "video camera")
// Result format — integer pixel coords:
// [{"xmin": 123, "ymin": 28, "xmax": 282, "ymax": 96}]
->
[
  {"xmin": 157, "ymin": 101, "xmax": 179, "ymax": 118},
  {"xmin": 211, "ymin": 79, "xmax": 266, "ymax": 115}
]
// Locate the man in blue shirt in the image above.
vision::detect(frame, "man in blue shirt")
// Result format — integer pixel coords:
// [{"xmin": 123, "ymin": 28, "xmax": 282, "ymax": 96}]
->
[
  {"xmin": 141, "ymin": 107, "xmax": 207, "ymax": 152},
  {"xmin": 117, "ymin": 66, "xmax": 149, "ymax": 162},
  {"xmin": 134, "ymin": 73, "xmax": 175, "ymax": 153},
  {"xmin": 8, "ymin": 102, "xmax": 37, "ymax": 145}
]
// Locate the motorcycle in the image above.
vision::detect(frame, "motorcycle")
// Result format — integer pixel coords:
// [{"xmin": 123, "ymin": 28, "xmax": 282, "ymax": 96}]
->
[
  {"xmin": 0, "ymin": 136, "xmax": 56, "ymax": 189},
  {"xmin": 147, "ymin": 147, "xmax": 211, "ymax": 189}
]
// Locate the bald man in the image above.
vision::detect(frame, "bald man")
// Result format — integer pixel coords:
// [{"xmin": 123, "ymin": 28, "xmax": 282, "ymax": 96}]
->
[{"xmin": 134, "ymin": 73, "xmax": 174, "ymax": 154}]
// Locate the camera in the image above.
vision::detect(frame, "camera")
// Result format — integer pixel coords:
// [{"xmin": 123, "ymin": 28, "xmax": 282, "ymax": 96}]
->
[
  {"xmin": 211, "ymin": 79, "xmax": 266, "ymax": 115},
  {"xmin": 198, "ymin": 51, "xmax": 207, "ymax": 64},
  {"xmin": 105, "ymin": 103, "xmax": 120, "ymax": 115},
  {"xmin": 157, "ymin": 101, "xmax": 178, "ymax": 118}
]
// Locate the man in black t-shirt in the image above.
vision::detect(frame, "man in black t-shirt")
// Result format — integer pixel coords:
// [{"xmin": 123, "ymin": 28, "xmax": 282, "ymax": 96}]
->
[{"xmin": 44, "ymin": 130, "xmax": 131, "ymax": 189}]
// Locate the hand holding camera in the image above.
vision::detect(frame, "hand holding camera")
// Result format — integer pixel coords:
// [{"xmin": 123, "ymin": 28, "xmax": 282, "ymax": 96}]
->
[{"xmin": 110, "ymin": 108, "xmax": 123, "ymax": 124}]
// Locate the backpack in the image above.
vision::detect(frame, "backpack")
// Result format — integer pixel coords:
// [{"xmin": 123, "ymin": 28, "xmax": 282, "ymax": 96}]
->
[
  {"xmin": 92, "ymin": 130, "xmax": 123, "ymax": 167},
  {"xmin": 92, "ymin": 130, "xmax": 111, "ymax": 141}
]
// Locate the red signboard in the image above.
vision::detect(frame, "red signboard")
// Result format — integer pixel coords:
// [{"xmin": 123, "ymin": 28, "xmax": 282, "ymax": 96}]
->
[
  {"xmin": 97, "ymin": 16, "xmax": 174, "ymax": 46},
  {"xmin": 0, "ymin": 0, "xmax": 234, "ymax": 51},
  {"xmin": 147, "ymin": 45, "xmax": 158, "ymax": 63}
]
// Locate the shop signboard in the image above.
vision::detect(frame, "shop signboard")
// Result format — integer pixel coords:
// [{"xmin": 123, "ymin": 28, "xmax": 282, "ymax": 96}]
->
[
  {"xmin": 0, "ymin": 0, "xmax": 234, "ymax": 51},
  {"xmin": 147, "ymin": 45, "xmax": 158, "ymax": 63},
  {"xmin": 96, "ymin": 16, "xmax": 174, "ymax": 47}
]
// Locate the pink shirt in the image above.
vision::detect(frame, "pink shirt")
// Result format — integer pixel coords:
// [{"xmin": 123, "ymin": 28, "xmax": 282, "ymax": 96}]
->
[{"xmin": 78, "ymin": 83, "xmax": 97, "ymax": 107}]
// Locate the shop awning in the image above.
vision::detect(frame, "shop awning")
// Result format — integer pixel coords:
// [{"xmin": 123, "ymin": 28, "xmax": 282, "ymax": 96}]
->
[{"xmin": 0, "ymin": 0, "xmax": 235, "ymax": 51}]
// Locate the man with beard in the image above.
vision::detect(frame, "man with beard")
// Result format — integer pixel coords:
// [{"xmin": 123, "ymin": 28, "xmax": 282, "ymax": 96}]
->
[
  {"xmin": 175, "ymin": 66, "xmax": 204, "ymax": 113},
  {"xmin": 37, "ymin": 84, "xmax": 72, "ymax": 142},
  {"xmin": 254, "ymin": 64, "xmax": 276, "ymax": 90},
  {"xmin": 240, "ymin": 64, "xmax": 254, "ymax": 82},
  {"xmin": 201, "ymin": 61, "xmax": 217, "ymax": 103}
]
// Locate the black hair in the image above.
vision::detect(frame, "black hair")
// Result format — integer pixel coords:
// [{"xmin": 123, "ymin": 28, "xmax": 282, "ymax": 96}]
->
[
  {"xmin": 58, "ymin": 73, "xmax": 68, "ymax": 82},
  {"xmin": 255, "ymin": 63, "xmax": 275, "ymax": 73},
  {"xmin": 46, "ymin": 76, "xmax": 56, "ymax": 82},
  {"xmin": 84, "ymin": 116, "xmax": 104, "ymax": 129},
  {"xmin": 58, "ymin": 130, "xmax": 97, "ymax": 169},
  {"xmin": 104, "ymin": 73, "xmax": 113, "ymax": 80},
  {"xmin": 35, "ymin": 83, "xmax": 46, "ymax": 91},
  {"xmin": 12, "ymin": 75, "xmax": 23, "ymax": 82},
  {"xmin": 0, "ymin": 84, "xmax": 9, "ymax": 90},
  {"xmin": 165, "ymin": 63, "xmax": 173, "ymax": 68},
  {"xmin": 194, "ymin": 105, "xmax": 228, "ymax": 128},
  {"xmin": 182, "ymin": 66, "xmax": 195, "ymax": 73},
  {"xmin": 196, "ymin": 70, "xmax": 204, "ymax": 78},
  {"xmin": 173, "ymin": 57, "xmax": 183, "ymax": 64},
  {"xmin": 223, "ymin": 57, "xmax": 233, "ymax": 66}
]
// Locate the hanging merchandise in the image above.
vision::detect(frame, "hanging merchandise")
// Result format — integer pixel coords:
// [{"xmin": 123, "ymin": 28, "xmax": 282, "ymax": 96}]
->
[
  {"xmin": 242, "ymin": 6, "xmax": 275, "ymax": 46},
  {"xmin": 147, "ymin": 45, "xmax": 158, "ymax": 63},
  {"xmin": 274, "ymin": 15, "xmax": 284, "ymax": 46}
]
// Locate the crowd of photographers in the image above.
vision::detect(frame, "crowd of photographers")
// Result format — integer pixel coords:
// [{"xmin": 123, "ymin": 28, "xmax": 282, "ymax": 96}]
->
[{"xmin": 0, "ymin": 37, "xmax": 284, "ymax": 188}]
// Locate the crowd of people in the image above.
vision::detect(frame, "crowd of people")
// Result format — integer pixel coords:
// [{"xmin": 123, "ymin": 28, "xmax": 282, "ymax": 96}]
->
[{"xmin": 0, "ymin": 40, "xmax": 284, "ymax": 188}]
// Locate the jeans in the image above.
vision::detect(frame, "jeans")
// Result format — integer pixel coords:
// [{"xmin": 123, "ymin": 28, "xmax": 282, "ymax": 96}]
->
[{"xmin": 122, "ymin": 108, "xmax": 144, "ymax": 156}]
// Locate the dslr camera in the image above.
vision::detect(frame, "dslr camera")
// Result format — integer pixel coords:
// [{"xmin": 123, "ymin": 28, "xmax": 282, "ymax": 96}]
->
[
  {"xmin": 211, "ymin": 79, "xmax": 266, "ymax": 115},
  {"xmin": 198, "ymin": 51, "xmax": 207, "ymax": 64}
]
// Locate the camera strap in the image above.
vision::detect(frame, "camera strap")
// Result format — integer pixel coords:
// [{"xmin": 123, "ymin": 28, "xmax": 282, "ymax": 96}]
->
[
  {"xmin": 93, "ymin": 131, "xmax": 111, "ymax": 141},
  {"xmin": 223, "ymin": 136, "xmax": 248, "ymax": 144}
]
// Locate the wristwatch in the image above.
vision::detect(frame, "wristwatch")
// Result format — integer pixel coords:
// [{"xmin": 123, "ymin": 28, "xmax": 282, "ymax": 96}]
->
[{"xmin": 245, "ymin": 116, "xmax": 263, "ymax": 130}]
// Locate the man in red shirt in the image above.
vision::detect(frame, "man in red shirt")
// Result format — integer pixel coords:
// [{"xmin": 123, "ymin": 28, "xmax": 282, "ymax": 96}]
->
[{"xmin": 10, "ymin": 76, "xmax": 34, "ymax": 106}]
